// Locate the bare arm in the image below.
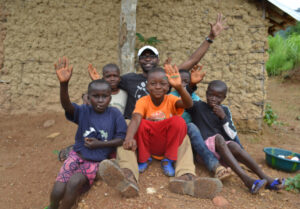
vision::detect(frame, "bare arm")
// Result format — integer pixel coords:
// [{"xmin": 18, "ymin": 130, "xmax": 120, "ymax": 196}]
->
[
  {"xmin": 84, "ymin": 137, "xmax": 123, "ymax": 149},
  {"xmin": 164, "ymin": 64, "xmax": 193, "ymax": 109},
  {"xmin": 178, "ymin": 13, "xmax": 226, "ymax": 70},
  {"xmin": 123, "ymin": 113, "xmax": 142, "ymax": 151},
  {"xmin": 54, "ymin": 57, "xmax": 74, "ymax": 116}
]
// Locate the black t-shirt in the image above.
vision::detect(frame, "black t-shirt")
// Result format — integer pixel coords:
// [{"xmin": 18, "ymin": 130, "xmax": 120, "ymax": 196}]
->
[
  {"xmin": 119, "ymin": 73, "xmax": 148, "ymax": 119},
  {"xmin": 187, "ymin": 101, "xmax": 237, "ymax": 141}
]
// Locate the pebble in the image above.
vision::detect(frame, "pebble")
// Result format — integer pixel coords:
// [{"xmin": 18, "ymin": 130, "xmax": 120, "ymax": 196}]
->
[
  {"xmin": 43, "ymin": 119, "xmax": 55, "ymax": 128},
  {"xmin": 212, "ymin": 196, "xmax": 229, "ymax": 207},
  {"xmin": 146, "ymin": 187, "xmax": 156, "ymax": 194},
  {"xmin": 46, "ymin": 132, "xmax": 60, "ymax": 138}
]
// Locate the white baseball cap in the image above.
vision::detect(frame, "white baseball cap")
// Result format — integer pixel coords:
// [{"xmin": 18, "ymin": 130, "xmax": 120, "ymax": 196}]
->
[{"xmin": 137, "ymin": 45, "xmax": 159, "ymax": 57}]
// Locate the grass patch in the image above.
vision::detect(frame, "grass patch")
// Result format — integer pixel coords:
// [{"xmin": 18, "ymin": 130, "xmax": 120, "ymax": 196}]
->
[{"xmin": 267, "ymin": 34, "xmax": 300, "ymax": 76}]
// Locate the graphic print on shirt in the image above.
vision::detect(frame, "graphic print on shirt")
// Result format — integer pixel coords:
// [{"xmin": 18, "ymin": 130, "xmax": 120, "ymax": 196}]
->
[
  {"xmin": 146, "ymin": 111, "xmax": 166, "ymax": 121},
  {"xmin": 135, "ymin": 81, "xmax": 148, "ymax": 99},
  {"xmin": 83, "ymin": 127, "xmax": 108, "ymax": 141}
]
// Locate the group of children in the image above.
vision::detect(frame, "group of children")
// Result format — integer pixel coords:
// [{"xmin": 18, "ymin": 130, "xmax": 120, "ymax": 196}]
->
[{"xmin": 46, "ymin": 49, "xmax": 284, "ymax": 209}]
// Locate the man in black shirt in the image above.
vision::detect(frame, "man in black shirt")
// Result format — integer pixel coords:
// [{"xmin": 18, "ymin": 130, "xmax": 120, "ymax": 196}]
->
[{"xmin": 120, "ymin": 13, "xmax": 226, "ymax": 119}]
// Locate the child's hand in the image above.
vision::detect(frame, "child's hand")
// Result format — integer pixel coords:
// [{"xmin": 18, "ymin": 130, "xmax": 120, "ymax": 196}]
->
[
  {"xmin": 209, "ymin": 13, "xmax": 227, "ymax": 39},
  {"xmin": 54, "ymin": 57, "xmax": 73, "ymax": 83},
  {"xmin": 88, "ymin": 64, "xmax": 101, "ymax": 80},
  {"xmin": 164, "ymin": 64, "xmax": 182, "ymax": 90},
  {"xmin": 84, "ymin": 137, "xmax": 99, "ymax": 149},
  {"xmin": 191, "ymin": 64, "xmax": 206, "ymax": 85},
  {"xmin": 123, "ymin": 138, "xmax": 137, "ymax": 151},
  {"xmin": 212, "ymin": 105, "xmax": 226, "ymax": 120},
  {"xmin": 164, "ymin": 57, "xmax": 172, "ymax": 66}
]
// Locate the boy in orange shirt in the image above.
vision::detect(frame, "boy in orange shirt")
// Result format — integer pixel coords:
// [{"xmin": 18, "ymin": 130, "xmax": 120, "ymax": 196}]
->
[
  {"xmin": 99, "ymin": 64, "xmax": 222, "ymax": 199},
  {"xmin": 128, "ymin": 65, "xmax": 192, "ymax": 176}
]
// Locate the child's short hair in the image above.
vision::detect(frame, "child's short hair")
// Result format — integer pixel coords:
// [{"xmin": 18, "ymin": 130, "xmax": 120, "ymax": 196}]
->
[
  {"xmin": 208, "ymin": 80, "xmax": 227, "ymax": 93},
  {"xmin": 102, "ymin": 63, "xmax": 120, "ymax": 74},
  {"xmin": 88, "ymin": 79, "xmax": 111, "ymax": 94},
  {"xmin": 147, "ymin": 67, "xmax": 165, "ymax": 79}
]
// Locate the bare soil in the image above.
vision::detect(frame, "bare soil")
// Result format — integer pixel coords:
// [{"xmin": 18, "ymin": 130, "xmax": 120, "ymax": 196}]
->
[{"xmin": 0, "ymin": 77, "xmax": 299, "ymax": 209}]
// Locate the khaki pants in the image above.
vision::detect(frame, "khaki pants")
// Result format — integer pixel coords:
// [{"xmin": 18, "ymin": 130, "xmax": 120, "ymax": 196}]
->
[{"xmin": 116, "ymin": 135, "xmax": 195, "ymax": 181}]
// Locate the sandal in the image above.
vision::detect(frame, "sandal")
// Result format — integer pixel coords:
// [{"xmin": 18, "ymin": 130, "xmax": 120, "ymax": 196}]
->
[
  {"xmin": 58, "ymin": 145, "xmax": 73, "ymax": 162},
  {"xmin": 138, "ymin": 157, "xmax": 152, "ymax": 173},
  {"xmin": 214, "ymin": 166, "xmax": 233, "ymax": 181},
  {"xmin": 266, "ymin": 178, "xmax": 285, "ymax": 190},
  {"xmin": 161, "ymin": 158, "xmax": 175, "ymax": 177},
  {"xmin": 250, "ymin": 179, "xmax": 267, "ymax": 194}
]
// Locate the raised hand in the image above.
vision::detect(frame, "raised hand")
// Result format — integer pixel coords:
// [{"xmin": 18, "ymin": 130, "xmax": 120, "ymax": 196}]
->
[
  {"xmin": 164, "ymin": 64, "xmax": 182, "ymax": 90},
  {"xmin": 54, "ymin": 57, "xmax": 73, "ymax": 83},
  {"xmin": 164, "ymin": 57, "xmax": 172, "ymax": 66},
  {"xmin": 209, "ymin": 13, "xmax": 227, "ymax": 39},
  {"xmin": 191, "ymin": 64, "xmax": 206, "ymax": 85},
  {"xmin": 88, "ymin": 64, "xmax": 101, "ymax": 80}
]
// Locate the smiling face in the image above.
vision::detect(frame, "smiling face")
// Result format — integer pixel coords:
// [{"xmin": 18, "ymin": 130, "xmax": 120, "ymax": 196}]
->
[
  {"xmin": 146, "ymin": 70, "xmax": 169, "ymax": 100},
  {"xmin": 206, "ymin": 81, "xmax": 227, "ymax": 108},
  {"xmin": 88, "ymin": 82, "xmax": 111, "ymax": 113},
  {"xmin": 139, "ymin": 50, "xmax": 159, "ymax": 73}
]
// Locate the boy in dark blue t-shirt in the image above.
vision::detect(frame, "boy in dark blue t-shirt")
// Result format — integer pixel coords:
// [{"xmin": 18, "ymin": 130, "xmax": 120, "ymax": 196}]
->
[{"xmin": 47, "ymin": 57, "xmax": 127, "ymax": 209}]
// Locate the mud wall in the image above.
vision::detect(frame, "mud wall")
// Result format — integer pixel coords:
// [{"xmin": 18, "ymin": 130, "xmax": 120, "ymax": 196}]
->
[{"xmin": 0, "ymin": 0, "xmax": 269, "ymax": 131}]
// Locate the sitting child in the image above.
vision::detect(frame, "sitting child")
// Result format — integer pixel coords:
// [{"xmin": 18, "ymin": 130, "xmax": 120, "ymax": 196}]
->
[
  {"xmin": 169, "ymin": 65, "xmax": 233, "ymax": 180},
  {"xmin": 47, "ymin": 57, "xmax": 127, "ymax": 209},
  {"xmin": 58, "ymin": 63, "xmax": 127, "ymax": 162},
  {"xmin": 188, "ymin": 80, "xmax": 285, "ymax": 194},
  {"xmin": 125, "ymin": 64, "xmax": 193, "ymax": 176},
  {"xmin": 88, "ymin": 63, "xmax": 128, "ymax": 114}
]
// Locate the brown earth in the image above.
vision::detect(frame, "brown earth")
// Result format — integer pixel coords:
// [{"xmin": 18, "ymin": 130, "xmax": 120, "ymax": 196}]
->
[{"xmin": 0, "ymin": 77, "xmax": 299, "ymax": 209}]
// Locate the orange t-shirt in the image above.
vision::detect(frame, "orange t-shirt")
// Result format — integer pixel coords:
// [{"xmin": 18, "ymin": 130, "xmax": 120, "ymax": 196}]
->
[{"xmin": 133, "ymin": 94, "xmax": 184, "ymax": 121}]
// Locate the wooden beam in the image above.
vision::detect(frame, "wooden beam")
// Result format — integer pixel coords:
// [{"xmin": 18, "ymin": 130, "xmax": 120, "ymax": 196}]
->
[{"xmin": 119, "ymin": 0, "xmax": 138, "ymax": 74}]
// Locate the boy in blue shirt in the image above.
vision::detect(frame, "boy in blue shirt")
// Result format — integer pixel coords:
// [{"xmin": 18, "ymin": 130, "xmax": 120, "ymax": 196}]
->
[{"xmin": 47, "ymin": 57, "xmax": 127, "ymax": 209}]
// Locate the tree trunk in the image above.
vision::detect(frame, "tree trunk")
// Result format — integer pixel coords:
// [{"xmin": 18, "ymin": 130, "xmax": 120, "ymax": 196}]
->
[{"xmin": 119, "ymin": 0, "xmax": 138, "ymax": 74}]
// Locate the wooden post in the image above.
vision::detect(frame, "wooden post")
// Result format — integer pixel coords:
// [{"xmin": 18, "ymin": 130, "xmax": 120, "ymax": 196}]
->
[{"xmin": 119, "ymin": 0, "xmax": 138, "ymax": 74}]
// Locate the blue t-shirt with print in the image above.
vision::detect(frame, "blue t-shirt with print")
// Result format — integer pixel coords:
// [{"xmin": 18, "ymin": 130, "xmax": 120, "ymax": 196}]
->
[
  {"xmin": 169, "ymin": 90, "xmax": 201, "ymax": 124},
  {"xmin": 66, "ymin": 104, "xmax": 127, "ymax": 162}
]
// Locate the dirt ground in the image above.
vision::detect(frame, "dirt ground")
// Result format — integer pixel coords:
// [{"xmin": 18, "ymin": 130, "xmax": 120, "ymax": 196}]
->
[{"xmin": 0, "ymin": 77, "xmax": 300, "ymax": 209}]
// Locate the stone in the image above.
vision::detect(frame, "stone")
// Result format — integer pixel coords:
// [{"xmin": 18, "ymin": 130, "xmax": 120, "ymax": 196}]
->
[
  {"xmin": 46, "ymin": 132, "xmax": 60, "ymax": 139},
  {"xmin": 43, "ymin": 119, "xmax": 55, "ymax": 128},
  {"xmin": 212, "ymin": 196, "xmax": 229, "ymax": 207}
]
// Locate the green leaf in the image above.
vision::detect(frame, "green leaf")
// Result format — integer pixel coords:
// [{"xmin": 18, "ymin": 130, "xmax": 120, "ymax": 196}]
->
[
  {"xmin": 53, "ymin": 150, "xmax": 59, "ymax": 156},
  {"xmin": 136, "ymin": 33, "xmax": 145, "ymax": 42}
]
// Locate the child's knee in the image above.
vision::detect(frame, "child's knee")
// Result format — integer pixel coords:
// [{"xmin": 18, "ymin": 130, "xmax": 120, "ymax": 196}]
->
[{"xmin": 228, "ymin": 142, "xmax": 242, "ymax": 154}]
